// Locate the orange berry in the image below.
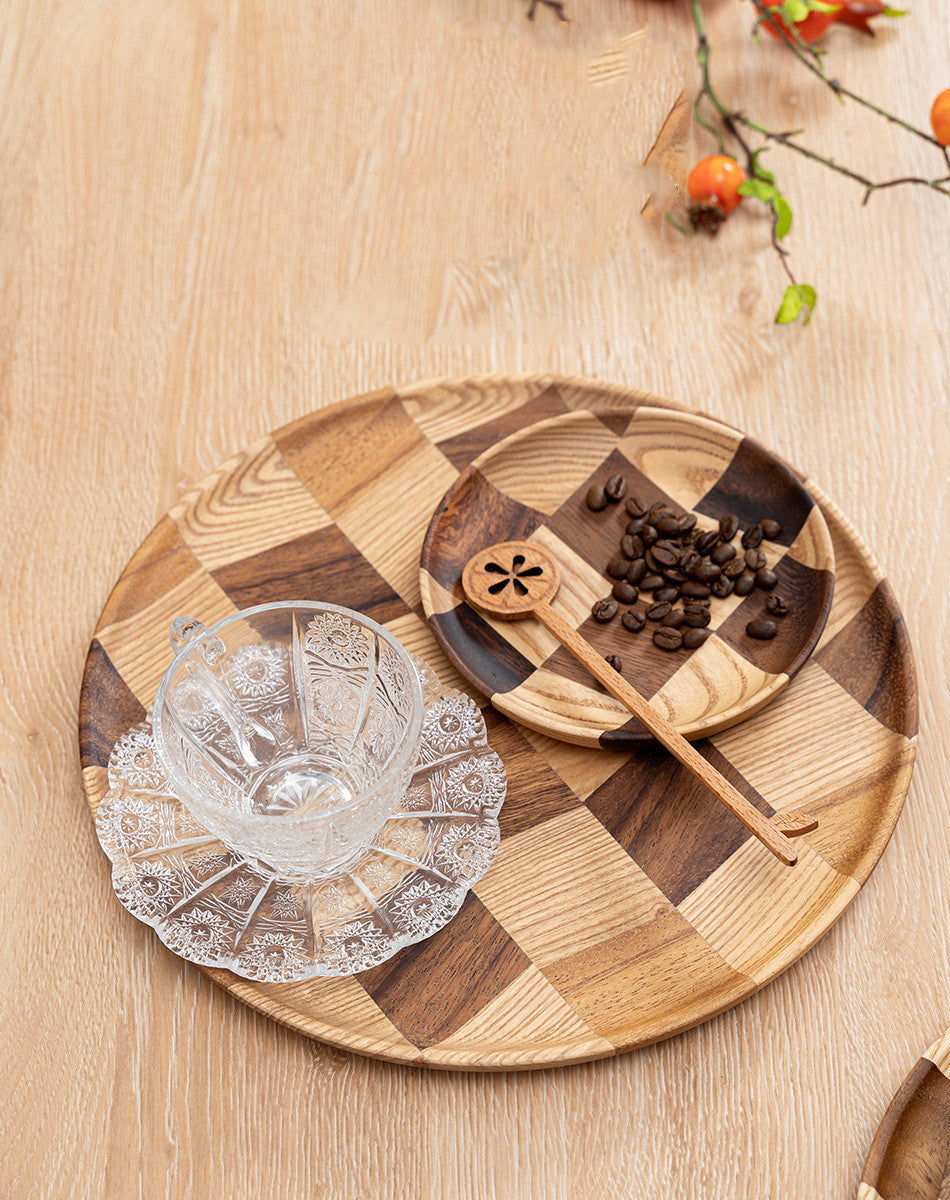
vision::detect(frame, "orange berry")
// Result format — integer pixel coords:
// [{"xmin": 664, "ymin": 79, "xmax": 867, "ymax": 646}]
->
[
  {"xmin": 687, "ymin": 155, "xmax": 747, "ymax": 214},
  {"xmin": 932, "ymin": 89, "xmax": 950, "ymax": 147}
]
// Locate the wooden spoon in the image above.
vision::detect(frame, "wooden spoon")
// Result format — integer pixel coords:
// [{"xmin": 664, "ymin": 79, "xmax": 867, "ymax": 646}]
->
[{"xmin": 462, "ymin": 541, "xmax": 817, "ymax": 867}]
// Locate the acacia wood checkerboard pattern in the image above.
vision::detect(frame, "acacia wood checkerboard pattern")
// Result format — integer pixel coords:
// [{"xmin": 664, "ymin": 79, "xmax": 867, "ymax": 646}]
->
[
  {"xmin": 79, "ymin": 375, "xmax": 918, "ymax": 1070},
  {"xmin": 419, "ymin": 405, "xmax": 834, "ymax": 747}
]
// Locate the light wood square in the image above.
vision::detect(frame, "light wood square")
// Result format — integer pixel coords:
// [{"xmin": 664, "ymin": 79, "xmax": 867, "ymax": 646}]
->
[
  {"xmin": 473, "ymin": 806, "xmax": 672, "ymax": 968},
  {"xmin": 97, "ymin": 573, "xmax": 239, "ymax": 708},
  {"xmin": 541, "ymin": 908, "xmax": 750, "ymax": 1045},
  {"xmin": 474, "ymin": 409, "xmax": 618, "ymax": 516},
  {"xmin": 650, "ymin": 634, "xmax": 784, "ymax": 732},
  {"xmin": 426, "ymin": 963, "xmax": 614, "ymax": 1068},
  {"xmin": 333, "ymin": 439, "xmax": 458, "ymax": 610},
  {"xmin": 530, "ymin": 524, "xmax": 608, "ymax": 629},
  {"xmin": 248, "ymin": 975, "xmax": 419, "ymax": 1061},
  {"xmin": 711, "ymin": 660, "xmax": 909, "ymax": 821},
  {"xmin": 676, "ymin": 838, "xmax": 859, "ymax": 984},
  {"xmin": 168, "ymin": 436, "xmax": 334, "ymax": 572},
  {"xmin": 399, "ymin": 374, "xmax": 555, "ymax": 445},
  {"xmin": 619, "ymin": 406, "xmax": 742, "ymax": 510},
  {"xmin": 927, "ymin": 1029, "xmax": 950, "ymax": 1079}
]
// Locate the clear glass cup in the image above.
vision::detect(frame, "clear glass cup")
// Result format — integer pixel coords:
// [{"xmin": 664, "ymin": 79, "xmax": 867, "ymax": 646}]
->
[{"xmin": 152, "ymin": 602, "xmax": 424, "ymax": 880}]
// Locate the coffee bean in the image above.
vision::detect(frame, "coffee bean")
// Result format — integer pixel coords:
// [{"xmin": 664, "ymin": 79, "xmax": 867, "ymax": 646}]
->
[
  {"xmin": 683, "ymin": 599, "xmax": 710, "ymax": 614},
  {"xmin": 655, "ymin": 538, "xmax": 681, "ymax": 556},
  {"xmin": 641, "ymin": 573, "xmax": 665, "ymax": 591},
  {"xmin": 612, "ymin": 581, "xmax": 639, "ymax": 603},
  {"xmin": 683, "ymin": 608, "xmax": 711, "ymax": 628},
  {"xmin": 586, "ymin": 484, "xmax": 608, "ymax": 512},
  {"xmin": 663, "ymin": 567, "xmax": 687, "ymax": 584},
  {"xmin": 607, "ymin": 557, "xmax": 632, "ymax": 579},
  {"xmin": 655, "ymin": 515, "xmax": 681, "ymax": 537},
  {"xmin": 766, "ymin": 594, "xmax": 789, "ymax": 616},
  {"xmin": 695, "ymin": 529, "xmax": 719, "ymax": 555},
  {"xmin": 641, "ymin": 525, "xmax": 659, "ymax": 547},
  {"xmin": 625, "ymin": 496, "xmax": 647, "ymax": 518},
  {"xmin": 711, "ymin": 576, "xmax": 734, "ymax": 598},
  {"xmin": 620, "ymin": 535, "xmax": 639, "ymax": 560},
  {"xmin": 745, "ymin": 547, "xmax": 767, "ymax": 571},
  {"xmin": 679, "ymin": 513, "xmax": 698, "ymax": 534},
  {"xmin": 723, "ymin": 557, "xmax": 746, "ymax": 580},
  {"xmin": 760, "ymin": 518, "xmax": 782, "ymax": 539},
  {"xmin": 653, "ymin": 627, "xmax": 683, "ymax": 651},
  {"xmin": 655, "ymin": 586, "xmax": 679, "ymax": 604},
  {"xmin": 682, "ymin": 627, "xmax": 712, "ymax": 650},
  {"xmin": 734, "ymin": 569, "xmax": 756, "ymax": 596},
  {"xmin": 626, "ymin": 535, "xmax": 645, "ymax": 559},
  {"xmin": 746, "ymin": 618, "xmax": 777, "ymax": 640},
  {"xmin": 622, "ymin": 609, "xmax": 646, "ymax": 632},
  {"xmin": 680, "ymin": 580, "xmax": 711, "ymax": 599},
  {"xmin": 718, "ymin": 513, "xmax": 739, "ymax": 542},
  {"xmin": 604, "ymin": 474, "xmax": 626, "ymax": 502},
  {"xmin": 647, "ymin": 502, "xmax": 669, "ymax": 521},
  {"xmin": 626, "ymin": 559, "xmax": 647, "ymax": 586},
  {"xmin": 662, "ymin": 609, "xmax": 686, "ymax": 629},
  {"xmin": 644, "ymin": 549, "xmax": 660, "ymax": 573},
  {"xmin": 651, "ymin": 545, "xmax": 679, "ymax": 569},
  {"xmin": 605, "ymin": 654, "xmax": 623, "ymax": 672},
  {"xmin": 741, "ymin": 522, "xmax": 764, "ymax": 549},
  {"xmin": 680, "ymin": 549, "xmax": 702, "ymax": 575},
  {"xmin": 592, "ymin": 598, "xmax": 618, "ymax": 622},
  {"xmin": 626, "ymin": 516, "xmax": 646, "ymax": 536},
  {"xmin": 694, "ymin": 561, "xmax": 722, "ymax": 583},
  {"xmin": 711, "ymin": 542, "xmax": 736, "ymax": 566},
  {"xmin": 647, "ymin": 601, "xmax": 672, "ymax": 620},
  {"xmin": 755, "ymin": 567, "xmax": 778, "ymax": 591}
]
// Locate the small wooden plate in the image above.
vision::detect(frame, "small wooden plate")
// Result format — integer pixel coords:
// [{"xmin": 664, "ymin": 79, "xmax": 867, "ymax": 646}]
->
[
  {"xmin": 420, "ymin": 407, "xmax": 835, "ymax": 747},
  {"xmin": 859, "ymin": 1030, "xmax": 950, "ymax": 1199}
]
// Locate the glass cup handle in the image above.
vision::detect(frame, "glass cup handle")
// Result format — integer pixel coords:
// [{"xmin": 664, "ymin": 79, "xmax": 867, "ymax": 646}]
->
[{"xmin": 168, "ymin": 615, "xmax": 225, "ymax": 664}]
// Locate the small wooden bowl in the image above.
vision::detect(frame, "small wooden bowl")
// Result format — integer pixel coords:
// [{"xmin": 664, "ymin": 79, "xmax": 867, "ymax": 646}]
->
[{"xmin": 420, "ymin": 407, "xmax": 835, "ymax": 748}]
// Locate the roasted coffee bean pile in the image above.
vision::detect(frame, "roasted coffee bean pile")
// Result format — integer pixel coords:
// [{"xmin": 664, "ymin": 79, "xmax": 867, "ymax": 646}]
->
[{"xmin": 584, "ymin": 482, "xmax": 794, "ymax": 661}]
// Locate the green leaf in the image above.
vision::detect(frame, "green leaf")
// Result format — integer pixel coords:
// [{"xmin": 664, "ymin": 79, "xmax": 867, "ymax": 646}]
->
[
  {"xmin": 881, "ymin": 5, "xmax": 907, "ymax": 15},
  {"xmin": 775, "ymin": 283, "xmax": 817, "ymax": 325},
  {"xmin": 775, "ymin": 288, "xmax": 802, "ymax": 325},
  {"xmin": 774, "ymin": 195, "xmax": 793, "ymax": 239},
  {"xmin": 738, "ymin": 178, "xmax": 780, "ymax": 203}
]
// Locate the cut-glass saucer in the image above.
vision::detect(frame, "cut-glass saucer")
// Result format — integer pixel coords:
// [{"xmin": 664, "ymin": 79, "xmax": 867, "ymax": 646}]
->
[{"xmin": 95, "ymin": 662, "xmax": 505, "ymax": 982}]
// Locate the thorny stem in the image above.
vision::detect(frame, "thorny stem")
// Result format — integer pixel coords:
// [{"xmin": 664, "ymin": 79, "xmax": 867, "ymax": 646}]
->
[
  {"xmin": 748, "ymin": 0, "xmax": 950, "ymax": 169},
  {"xmin": 689, "ymin": 0, "xmax": 950, "ymax": 204}
]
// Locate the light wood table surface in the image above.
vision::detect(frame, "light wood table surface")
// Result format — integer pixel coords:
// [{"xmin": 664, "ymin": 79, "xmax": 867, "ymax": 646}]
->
[{"xmin": 1, "ymin": 2, "xmax": 947, "ymax": 1197}]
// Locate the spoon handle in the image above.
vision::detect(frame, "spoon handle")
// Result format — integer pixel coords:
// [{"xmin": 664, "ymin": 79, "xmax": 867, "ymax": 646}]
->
[{"xmin": 533, "ymin": 600, "xmax": 802, "ymax": 866}]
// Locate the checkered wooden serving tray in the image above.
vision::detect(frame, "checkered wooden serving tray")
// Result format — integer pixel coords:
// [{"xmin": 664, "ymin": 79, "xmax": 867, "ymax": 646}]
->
[
  {"xmin": 859, "ymin": 1030, "xmax": 950, "ymax": 1200},
  {"xmin": 79, "ymin": 374, "xmax": 918, "ymax": 1071},
  {"xmin": 420, "ymin": 406, "xmax": 835, "ymax": 747}
]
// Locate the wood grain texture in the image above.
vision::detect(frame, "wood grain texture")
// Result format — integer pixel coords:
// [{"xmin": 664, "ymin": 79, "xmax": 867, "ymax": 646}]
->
[
  {"xmin": 424, "ymin": 405, "xmax": 834, "ymax": 746},
  {"xmin": 80, "ymin": 376, "xmax": 913, "ymax": 1072},
  {"xmin": 1, "ymin": 0, "xmax": 948, "ymax": 1196},
  {"xmin": 460, "ymin": 537, "xmax": 808, "ymax": 863},
  {"xmin": 860, "ymin": 1030, "xmax": 950, "ymax": 1200}
]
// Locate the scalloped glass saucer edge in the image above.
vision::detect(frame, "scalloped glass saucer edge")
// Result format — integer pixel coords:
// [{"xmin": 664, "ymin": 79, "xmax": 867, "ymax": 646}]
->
[{"xmin": 95, "ymin": 658, "xmax": 506, "ymax": 982}]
